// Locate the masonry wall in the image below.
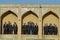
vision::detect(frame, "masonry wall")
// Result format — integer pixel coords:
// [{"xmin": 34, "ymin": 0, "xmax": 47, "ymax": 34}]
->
[{"xmin": 0, "ymin": 5, "xmax": 59, "ymax": 40}]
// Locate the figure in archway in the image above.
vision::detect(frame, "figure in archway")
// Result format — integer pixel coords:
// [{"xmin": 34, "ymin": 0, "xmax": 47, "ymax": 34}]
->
[
  {"xmin": 44, "ymin": 23, "xmax": 58, "ymax": 35},
  {"xmin": 22, "ymin": 11, "xmax": 39, "ymax": 35},
  {"xmin": 3, "ymin": 22, "xmax": 8, "ymax": 34},
  {"xmin": 22, "ymin": 21, "xmax": 38, "ymax": 35},
  {"xmin": 1, "ymin": 10, "xmax": 18, "ymax": 34},
  {"xmin": 22, "ymin": 23, "xmax": 27, "ymax": 34},
  {"xmin": 43, "ymin": 11, "xmax": 59, "ymax": 35},
  {"xmin": 7, "ymin": 21, "xmax": 12, "ymax": 34},
  {"xmin": 44, "ymin": 24, "xmax": 49, "ymax": 35},
  {"xmin": 52, "ymin": 24, "xmax": 58, "ymax": 35},
  {"xmin": 3, "ymin": 21, "xmax": 13, "ymax": 34},
  {"xmin": 33, "ymin": 23, "xmax": 38, "ymax": 35},
  {"xmin": 13, "ymin": 22, "xmax": 18, "ymax": 34},
  {"xmin": 48, "ymin": 24, "xmax": 53, "ymax": 35}
]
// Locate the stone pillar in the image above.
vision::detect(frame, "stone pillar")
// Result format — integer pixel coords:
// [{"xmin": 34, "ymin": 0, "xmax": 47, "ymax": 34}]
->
[
  {"xmin": 38, "ymin": 7, "xmax": 42, "ymax": 39},
  {"xmin": 58, "ymin": 17, "xmax": 60, "ymax": 40},
  {"xmin": 0, "ymin": 15, "xmax": 2, "ymax": 34},
  {"xmin": 18, "ymin": 6, "xmax": 21, "ymax": 40}
]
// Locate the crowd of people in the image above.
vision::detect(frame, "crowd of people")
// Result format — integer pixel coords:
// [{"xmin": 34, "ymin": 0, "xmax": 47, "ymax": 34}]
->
[
  {"xmin": 44, "ymin": 24, "xmax": 58, "ymax": 35},
  {"xmin": 3, "ymin": 21, "xmax": 18, "ymax": 34},
  {"xmin": 3, "ymin": 21, "xmax": 58, "ymax": 35},
  {"xmin": 22, "ymin": 21, "xmax": 38, "ymax": 35}
]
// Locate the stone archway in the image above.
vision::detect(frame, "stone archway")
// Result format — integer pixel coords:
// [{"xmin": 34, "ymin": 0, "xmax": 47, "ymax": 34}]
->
[
  {"xmin": 1, "ymin": 10, "xmax": 18, "ymax": 34},
  {"xmin": 42, "ymin": 11, "xmax": 59, "ymax": 35},
  {"xmin": 21, "ymin": 10, "xmax": 39, "ymax": 34},
  {"xmin": 22, "ymin": 10, "xmax": 38, "ymax": 25}
]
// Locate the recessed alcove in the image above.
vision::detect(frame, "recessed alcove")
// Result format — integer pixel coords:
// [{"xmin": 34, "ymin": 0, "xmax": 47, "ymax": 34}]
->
[{"xmin": 42, "ymin": 11, "xmax": 59, "ymax": 39}]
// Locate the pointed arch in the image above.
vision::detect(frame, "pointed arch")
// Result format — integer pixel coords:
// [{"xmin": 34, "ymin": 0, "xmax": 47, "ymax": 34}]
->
[
  {"xmin": 22, "ymin": 10, "xmax": 38, "ymax": 19},
  {"xmin": 42, "ymin": 11, "xmax": 59, "ymax": 35},
  {"xmin": 42, "ymin": 11, "xmax": 59, "ymax": 20},
  {"xmin": 22, "ymin": 10, "xmax": 39, "ymax": 24},
  {"xmin": 42, "ymin": 11, "xmax": 59, "ymax": 26},
  {"xmin": 1, "ymin": 10, "xmax": 18, "ymax": 34},
  {"xmin": 21, "ymin": 10, "xmax": 39, "ymax": 35},
  {"xmin": 1, "ymin": 10, "xmax": 18, "ymax": 20}
]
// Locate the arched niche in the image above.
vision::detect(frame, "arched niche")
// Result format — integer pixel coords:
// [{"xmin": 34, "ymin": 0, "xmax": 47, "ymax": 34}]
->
[
  {"xmin": 42, "ymin": 11, "xmax": 59, "ymax": 27},
  {"xmin": 22, "ymin": 10, "xmax": 39, "ymax": 25},
  {"xmin": 1, "ymin": 10, "xmax": 18, "ymax": 34},
  {"xmin": 42, "ymin": 11, "xmax": 59, "ymax": 35},
  {"xmin": 21, "ymin": 10, "xmax": 39, "ymax": 35}
]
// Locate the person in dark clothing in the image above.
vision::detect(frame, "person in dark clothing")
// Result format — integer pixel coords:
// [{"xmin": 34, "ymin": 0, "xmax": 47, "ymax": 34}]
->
[
  {"xmin": 48, "ymin": 24, "xmax": 53, "ymax": 35},
  {"xmin": 29, "ymin": 23, "xmax": 34, "ymax": 34},
  {"xmin": 32, "ymin": 23, "xmax": 35, "ymax": 34},
  {"xmin": 52, "ymin": 25, "xmax": 55, "ymax": 35},
  {"xmin": 34, "ymin": 23, "xmax": 38, "ymax": 35},
  {"xmin": 22, "ymin": 23, "xmax": 25, "ymax": 34},
  {"xmin": 22, "ymin": 23, "xmax": 27, "ymax": 34},
  {"xmin": 26, "ymin": 24, "xmax": 30, "ymax": 34},
  {"xmin": 3, "ymin": 22, "xmax": 8, "ymax": 34},
  {"xmin": 13, "ymin": 22, "xmax": 18, "ymax": 34},
  {"xmin": 27, "ymin": 22, "xmax": 31, "ymax": 34},
  {"xmin": 55, "ymin": 27, "xmax": 58, "ymax": 35},
  {"xmin": 44, "ymin": 24, "xmax": 49, "ymax": 35},
  {"xmin": 7, "ymin": 21, "xmax": 13, "ymax": 34},
  {"xmin": 53, "ymin": 24, "xmax": 58, "ymax": 35},
  {"xmin": 48, "ymin": 24, "xmax": 58, "ymax": 35}
]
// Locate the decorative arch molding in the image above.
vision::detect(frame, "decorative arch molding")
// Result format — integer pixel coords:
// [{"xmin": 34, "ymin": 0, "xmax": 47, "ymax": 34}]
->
[
  {"xmin": 22, "ymin": 10, "xmax": 38, "ymax": 19},
  {"xmin": 1, "ymin": 10, "xmax": 18, "ymax": 19},
  {"xmin": 42, "ymin": 8, "xmax": 59, "ymax": 17},
  {"xmin": 21, "ymin": 8, "xmax": 39, "ymax": 16},
  {"xmin": 42, "ymin": 11, "xmax": 59, "ymax": 19}
]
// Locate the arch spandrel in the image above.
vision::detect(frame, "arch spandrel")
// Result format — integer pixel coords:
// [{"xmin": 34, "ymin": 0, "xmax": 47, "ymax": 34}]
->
[
  {"xmin": 21, "ymin": 8, "xmax": 39, "ymax": 17},
  {"xmin": 42, "ymin": 8, "xmax": 59, "ymax": 17},
  {"xmin": 1, "ymin": 8, "xmax": 18, "ymax": 16}
]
